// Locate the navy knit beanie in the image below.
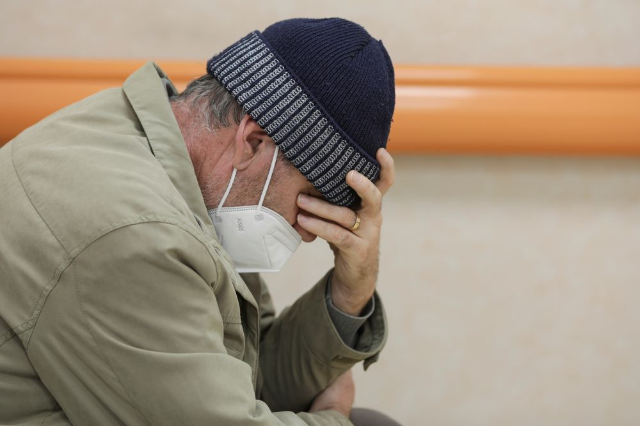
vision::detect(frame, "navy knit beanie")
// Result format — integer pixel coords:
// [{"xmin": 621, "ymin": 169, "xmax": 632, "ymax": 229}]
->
[{"xmin": 207, "ymin": 18, "xmax": 395, "ymax": 207}]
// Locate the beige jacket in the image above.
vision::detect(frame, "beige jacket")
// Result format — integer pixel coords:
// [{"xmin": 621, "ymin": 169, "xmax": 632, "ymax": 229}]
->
[{"xmin": 0, "ymin": 62, "xmax": 387, "ymax": 425}]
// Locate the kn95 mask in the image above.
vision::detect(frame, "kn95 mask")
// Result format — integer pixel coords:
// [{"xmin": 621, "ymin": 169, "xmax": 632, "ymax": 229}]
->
[{"xmin": 208, "ymin": 146, "xmax": 302, "ymax": 273}]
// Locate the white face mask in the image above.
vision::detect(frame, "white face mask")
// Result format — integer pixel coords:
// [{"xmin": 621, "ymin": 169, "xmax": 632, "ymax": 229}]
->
[{"xmin": 207, "ymin": 146, "xmax": 302, "ymax": 273}]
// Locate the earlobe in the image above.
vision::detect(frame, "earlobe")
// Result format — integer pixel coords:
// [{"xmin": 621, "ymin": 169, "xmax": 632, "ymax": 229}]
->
[{"xmin": 232, "ymin": 115, "xmax": 267, "ymax": 171}]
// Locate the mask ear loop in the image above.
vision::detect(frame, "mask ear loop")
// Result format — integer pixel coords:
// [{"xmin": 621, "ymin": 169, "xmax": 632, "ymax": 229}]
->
[
  {"xmin": 256, "ymin": 145, "xmax": 280, "ymax": 220},
  {"xmin": 214, "ymin": 168, "xmax": 237, "ymax": 219}
]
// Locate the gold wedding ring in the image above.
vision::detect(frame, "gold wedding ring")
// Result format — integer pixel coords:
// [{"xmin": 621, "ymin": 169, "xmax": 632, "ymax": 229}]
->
[{"xmin": 349, "ymin": 213, "xmax": 361, "ymax": 232}]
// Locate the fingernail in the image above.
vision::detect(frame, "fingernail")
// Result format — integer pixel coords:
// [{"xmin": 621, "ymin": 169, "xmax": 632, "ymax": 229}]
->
[
  {"xmin": 350, "ymin": 171, "xmax": 361, "ymax": 183},
  {"xmin": 298, "ymin": 194, "xmax": 307, "ymax": 204},
  {"xmin": 297, "ymin": 214, "xmax": 308, "ymax": 224}
]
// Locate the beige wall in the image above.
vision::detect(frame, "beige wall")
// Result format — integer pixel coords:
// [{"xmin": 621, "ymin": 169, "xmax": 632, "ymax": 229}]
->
[
  {"xmin": 265, "ymin": 156, "xmax": 640, "ymax": 425},
  {"xmin": 1, "ymin": 0, "xmax": 639, "ymax": 65},
  {"xmin": 2, "ymin": 1, "xmax": 640, "ymax": 425}
]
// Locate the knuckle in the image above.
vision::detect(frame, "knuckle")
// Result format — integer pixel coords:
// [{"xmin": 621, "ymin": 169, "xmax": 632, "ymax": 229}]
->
[
  {"xmin": 342, "ymin": 209, "xmax": 355, "ymax": 226},
  {"xmin": 332, "ymin": 225, "xmax": 346, "ymax": 242},
  {"xmin": 371, "ymin": 187, "xmax": 382, "ymax": 206},
  {"xmin": 388, "ymin": 174, "xmax": 396, "ymax": 186},
  {"xmin": 386, "ymin": 156, "xmax": 395, "ymax": 169},
  {"xmin": 338, "ymin": 230, "xmax": 353, "ymax": 248}
]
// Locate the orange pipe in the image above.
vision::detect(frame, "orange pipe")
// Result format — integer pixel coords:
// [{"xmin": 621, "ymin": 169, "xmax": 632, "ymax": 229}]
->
[{"xmin": 1, "ymin": 58, "xmax": 640, "ymax": 154}]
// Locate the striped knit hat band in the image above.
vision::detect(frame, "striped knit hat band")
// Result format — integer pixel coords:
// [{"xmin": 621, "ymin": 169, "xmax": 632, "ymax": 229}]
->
[{"xmin": 207, "ymin": 30, "xmax": 380, "ymax": 207}]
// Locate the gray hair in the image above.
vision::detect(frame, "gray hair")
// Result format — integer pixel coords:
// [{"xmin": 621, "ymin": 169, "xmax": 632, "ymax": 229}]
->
[
  {"xmin": 170, "ymin": 74, "xmax": 246, "ymax": 131},
  {"xmin": 170, "ymin": 73, "xmax": 298, "ymax": 178}
]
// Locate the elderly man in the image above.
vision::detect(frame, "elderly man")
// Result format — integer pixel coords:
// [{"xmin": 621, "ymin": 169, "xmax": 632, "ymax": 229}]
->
[{"xmin": 0, "ymin": 17, "xmax": 398, "ymax": 426}]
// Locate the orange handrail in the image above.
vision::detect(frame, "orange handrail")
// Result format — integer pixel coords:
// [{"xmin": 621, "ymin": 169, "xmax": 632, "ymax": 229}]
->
[{"xmin": 1, "ymin": 58, "xmax": 639, "ymax": 154}]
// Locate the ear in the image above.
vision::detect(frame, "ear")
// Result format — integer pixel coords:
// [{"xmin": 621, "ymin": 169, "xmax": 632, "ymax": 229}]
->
[{"xmin": 232, "ymin": 114, "xmax": 268, "ymax": 171}]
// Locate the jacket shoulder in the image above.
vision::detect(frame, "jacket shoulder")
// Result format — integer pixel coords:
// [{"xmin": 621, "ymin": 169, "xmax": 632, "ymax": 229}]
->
[{"xmin": 9, "ymin": 87, "xmax": 194, "ymax": 255}]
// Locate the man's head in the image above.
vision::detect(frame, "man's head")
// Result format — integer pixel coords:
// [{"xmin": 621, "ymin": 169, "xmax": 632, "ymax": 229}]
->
[
  {"xmin": 170, "ymin": 75, "xmax": 320, "ymax": 241},
  {"xmin": 171, "ymin": 17, "xmax": 395, "ymax": 241}
]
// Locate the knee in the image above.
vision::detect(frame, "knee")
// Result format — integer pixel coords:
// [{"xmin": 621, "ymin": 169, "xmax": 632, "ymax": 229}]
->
[{"xmin": 349, "ymin": 407, "xmax": 402, "ymax": 426}]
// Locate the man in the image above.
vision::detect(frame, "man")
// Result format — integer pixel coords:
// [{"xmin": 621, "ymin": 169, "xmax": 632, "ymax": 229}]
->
[{"xmin": 0, "ymin": 17, "xmax": 398, "ymax": 425}]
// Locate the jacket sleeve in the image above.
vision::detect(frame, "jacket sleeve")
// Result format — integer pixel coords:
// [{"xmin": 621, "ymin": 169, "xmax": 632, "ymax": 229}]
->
[
  {"xmin": 242, "ymin": 270, "xmax": 388, "ymax": 413},
  {"xmin": 28, "ymin": 221, "xmax": 351, "ymax": 426}
]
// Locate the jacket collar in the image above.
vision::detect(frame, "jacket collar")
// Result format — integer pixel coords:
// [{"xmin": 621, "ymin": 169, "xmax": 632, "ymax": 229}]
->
[{"xmin": 122, "ymin": 62, "xmax": 217, "ymax": 240}]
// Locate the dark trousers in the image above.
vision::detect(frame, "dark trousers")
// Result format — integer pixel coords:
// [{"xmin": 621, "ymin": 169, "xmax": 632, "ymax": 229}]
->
[{"xmin": 350, "ymin": 408, "xmax": 402, "ymax": 426}]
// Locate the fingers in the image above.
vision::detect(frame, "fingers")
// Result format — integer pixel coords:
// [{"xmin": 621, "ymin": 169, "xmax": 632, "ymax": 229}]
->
[
  {"xmin": 297, "ymin": 147, "xmax": 394, "ymax": 231},
  {"xmin": 292, "ymin": 221, "xmax": 318, "ymax": 243},
  {"xmin": 344, "ymin": 148, "xmax": 394, "ymax": 216},
  {"xmin": 375, "ymin": 148, "xmax": 395, "ymax": 196},
  {"xmin": 346, "ymin": 169, "xmax": 382, "ymax": 216},
  {"xmin": 297, "ymin": 194, "xmax": 359, "ymax": 230},
  {"xmin": 297, "ymin": 213, "xmax": 359, "ymax": 250}
]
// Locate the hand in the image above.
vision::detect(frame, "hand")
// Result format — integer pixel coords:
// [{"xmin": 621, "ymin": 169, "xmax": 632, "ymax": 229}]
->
[
  {"xmin": 297, "ymin": 148, "xmax": 395, "ymax": 315},
  {"xmin": 309, "ymin": 369, "xmax": 355, "ymax": 418}
]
